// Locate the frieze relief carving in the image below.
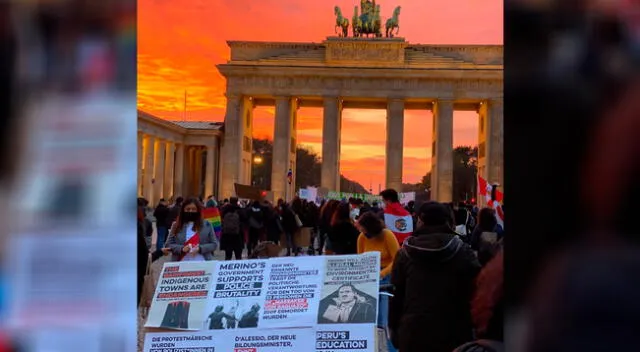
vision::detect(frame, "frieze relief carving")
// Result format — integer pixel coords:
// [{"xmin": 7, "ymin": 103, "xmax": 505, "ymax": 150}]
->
[
  {"xmin": 230, "ymin": 75, "xmax": 502, "ymax": 95},
  {"xmin": 325, "ymin": 41, "xmax": 405, "ymax": 63}
]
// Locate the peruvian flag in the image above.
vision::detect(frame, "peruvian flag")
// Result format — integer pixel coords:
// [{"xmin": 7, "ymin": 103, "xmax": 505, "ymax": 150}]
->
[
  {"xmin": 383, "ymin": 202, "xmax": 414, "ymax": 245},
  {"xmin": 478, "ymin": 175, "xmax": 505, "ymax": 228}
]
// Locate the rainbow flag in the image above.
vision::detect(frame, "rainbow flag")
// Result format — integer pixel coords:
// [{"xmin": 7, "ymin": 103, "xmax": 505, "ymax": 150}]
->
[{"xmin": 203, "ymin": 207, "xmax": 222, "ymax": 239}]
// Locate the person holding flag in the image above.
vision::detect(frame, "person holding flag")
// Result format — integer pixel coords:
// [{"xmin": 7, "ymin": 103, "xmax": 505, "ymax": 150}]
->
[
  {"xmin": 166, "ymin": 198, "xmax": 218, "ymax": 261},
  {"xmin": 380, "ymin": 189, "xmax": 413, "ymax": 244},
  {"xmin": 203, "ymin": 198, "xmax": 222, "ymax": 240},
  {"xmin": 477, "ymin": 176, "xmax": 504, "ymax": 229}
]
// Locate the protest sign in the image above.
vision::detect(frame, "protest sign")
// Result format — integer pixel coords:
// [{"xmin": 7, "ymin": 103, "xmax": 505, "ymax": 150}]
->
[
  {"xmin": 262, "ymin": 256, "xmax": 323, "ymax": 326},
  {"xmin": 316, "ymin": 325, "xmax": 376, "ymax": 352},
  {"xmin": 204, "ymin": 260, "xmax": 269, "ymax": 330},
  {"xmin": 144, "ymin": 328, "xmax": 314, "ymax": 352},
  {"xmin": 145, "ymin": 261, "xmax": 215, "ymax": 330},
  {"xmin": 318, "ymin": 253, "xmax": 380, "ymax": 325}
]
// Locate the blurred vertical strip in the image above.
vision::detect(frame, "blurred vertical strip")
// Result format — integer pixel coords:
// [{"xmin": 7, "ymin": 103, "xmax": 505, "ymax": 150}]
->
[{"xmin": 2, "ymin": 0, "xmax": 138, "ymax": 351}]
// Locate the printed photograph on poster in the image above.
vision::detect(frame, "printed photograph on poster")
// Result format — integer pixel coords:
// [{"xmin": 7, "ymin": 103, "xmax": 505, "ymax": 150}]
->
[
  {"xmin": 317, "ymin": 283, "xmax": 377, "ymax": 324},
  {"xmin": 204, "ymin": 299, "xmax": 262, "ymax": 330},
  {"xmin": 144, "ymin": 261, "xmax": 215, "ymax": 330},
  {"xmin": 319, "ymin": 253, "xmax": 380, "ymax": 325}
]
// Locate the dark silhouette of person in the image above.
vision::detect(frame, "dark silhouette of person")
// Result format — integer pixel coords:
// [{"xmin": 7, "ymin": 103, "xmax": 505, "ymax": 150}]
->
[
  {"xmin": 208, "ymin": 306, "xmax": 237, "ymax": 330},
  {"xmin": 238, "ymin": 304, "xmax": 260, "ymax": 328},
  {"xmin": 161, "ymin": 301, "xmax": 190, "ymax": 329},
  {"xmin": 318, "ymin": 284, "xmax": 376, "ymax": 324}
]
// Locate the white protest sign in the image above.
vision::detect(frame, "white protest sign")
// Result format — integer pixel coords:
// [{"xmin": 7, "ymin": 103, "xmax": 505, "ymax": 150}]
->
[
  {"xmin": 145, "ymin": 261, "xmax": 215, "ymax": 330},
  {"xmin": 318, "ymin": 253, "xmax": 380, "ymax": 325},
  {"xmin": 262, "ymin": 256, "xmax": 323, "ymax": 327},
  {"xmin": 144, "ymin": 328, "xmax": 315, "ymax": 352}
]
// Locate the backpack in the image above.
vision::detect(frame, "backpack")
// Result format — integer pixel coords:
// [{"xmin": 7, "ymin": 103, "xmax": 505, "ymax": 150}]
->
[{"xmin": 222, "ymin": 210, "xmax": 241, "ymax": 234}]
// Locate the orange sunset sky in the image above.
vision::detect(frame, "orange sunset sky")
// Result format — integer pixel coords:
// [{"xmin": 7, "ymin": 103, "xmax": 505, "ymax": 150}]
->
[{"xmin": 138, "ymin": 0, "xmax": 502, "ymax": 189}]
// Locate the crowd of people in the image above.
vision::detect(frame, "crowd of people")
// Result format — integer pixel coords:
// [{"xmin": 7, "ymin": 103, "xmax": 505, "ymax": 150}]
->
[{"xmin": 137, "ymin": 188, "xmax": 504, "ymax": 352}]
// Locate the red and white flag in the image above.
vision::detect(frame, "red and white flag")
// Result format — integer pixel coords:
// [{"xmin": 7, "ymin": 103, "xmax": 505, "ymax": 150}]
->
[
  {"xmin": 383, "ymin": 203, "xmax": 413, "ymax": 245},
  {"xmin": 478, "ymin": 176, "xmax": 504, "ymax": 228}
]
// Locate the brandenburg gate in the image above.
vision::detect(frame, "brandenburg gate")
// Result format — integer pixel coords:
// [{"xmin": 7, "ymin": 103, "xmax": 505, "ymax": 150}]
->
[{"xmin": 217, "ymin": 37, "xmax": 503, "ymax": 202}]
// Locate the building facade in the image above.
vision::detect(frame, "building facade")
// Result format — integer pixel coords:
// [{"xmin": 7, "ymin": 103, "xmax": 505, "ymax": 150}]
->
[
  {"xmin": 138, "ymin": 110, "xmax": 223, "ymax": 205},
  {"xmin": 217, "ymin": 37, "xmax": 503, "ymax": 202}
]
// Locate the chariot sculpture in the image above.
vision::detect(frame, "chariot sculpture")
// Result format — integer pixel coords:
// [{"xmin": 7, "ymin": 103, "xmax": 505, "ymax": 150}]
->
[{"xmin": 333, "ymin": 0, "xmax": 401, "ymax": 38}]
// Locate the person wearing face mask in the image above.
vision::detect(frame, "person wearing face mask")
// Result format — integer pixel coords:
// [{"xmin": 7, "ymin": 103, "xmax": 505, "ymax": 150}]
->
[
  {"xmin": 356, "ymin": 212, "xmax": 400, "ymax": 352},
  {"xmin": 166, "ymin": 198, "xmax": 218, "ymax": 261}
]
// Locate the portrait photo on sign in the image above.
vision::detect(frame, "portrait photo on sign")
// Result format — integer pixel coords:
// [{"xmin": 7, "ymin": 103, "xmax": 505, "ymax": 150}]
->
[
  {"xmin": 317, "ymin": 283, "xmax": 377, "ymax": 324},
  {"xmin": 204, "ymin": 299, "xmax": 262, "ymax": 330}
]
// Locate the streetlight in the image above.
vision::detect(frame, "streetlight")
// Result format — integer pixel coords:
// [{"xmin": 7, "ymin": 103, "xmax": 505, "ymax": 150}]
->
[{"xmin": 253, "ymin": 155, "xmax": 263, "ymax": 164}]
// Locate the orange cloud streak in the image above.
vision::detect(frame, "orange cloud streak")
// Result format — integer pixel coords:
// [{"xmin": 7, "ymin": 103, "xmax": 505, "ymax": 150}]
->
[{"xmin": 138, "ymin": 0, "xmax": 502, "ymax": 187}]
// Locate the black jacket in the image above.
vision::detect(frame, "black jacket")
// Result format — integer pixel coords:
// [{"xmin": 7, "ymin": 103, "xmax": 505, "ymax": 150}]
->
[
  {"xmin": 389, "ymin": 226, "xmax": 481, "ymax": 352},
  {"xmin": 327, "ymin": 222, "xmax": 360, "ymax": 255},
  {"xmin": 153, "ymin": 204, "xmax": 171, "ymax": 228}
]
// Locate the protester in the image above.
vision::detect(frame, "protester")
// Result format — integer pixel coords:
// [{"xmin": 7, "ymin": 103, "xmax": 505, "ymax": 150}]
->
[
  {"xmin": 327, "ymin": 202, "xmax": 360, "ymax": 255},
  {"xmin": 389, "ymin": 201, "xmax": 481, "ymax": 352},
  {"xmin": 319, "ymin": 200, "xmax": 340, "ymax": 254},
  {"xmin": 380, "ymin": 189, "xmax": 414, "ymax": 244},
  {"xmin": 220, "ymin": 197, "xmax": 244, "ymax": 260},
  {"xmin": 279, "ymin": 201, "xmax": 299, "ymax": 256},
  {"xmin": 472, "ymin": 248, "xmax": 503, "ymax": 343},
  {"xmin": 356, "ymin": 212, "xmax": 400, "ymax": 352},
  {"xmin": 166, "ymin": 197, "xmax": 218, "ymax": 261},
  {"xmin": 453, "ymin": 202, "xmax": 473, "ymax": 239},
  {"xmin": 137, "ymin": 206, "xmax": 149, "ymax": 306},
  {"xmin": 290, "ymin": 197, "xmax": 306, "ymax": 255},
  {"xmin": 305, "ymin": 201, "xmax": 320, "ymax": 255},
  {"xmin": 264, "ymin": 202, "xmax": 284, "ymax": 245},
  {"xmin": 153, "ymin": 198, "xmax": 171, "ymax": 251},
  {"xmin": 247, "ymin": 200, "xmax": 265, "ymax": 257},
  {"xmin": 168, "ymin": 196, "xmax": 184, "ymax": 226},
  {"xmin": 469, "ymin": 208, "xmax": 502, "ymax": 266}
]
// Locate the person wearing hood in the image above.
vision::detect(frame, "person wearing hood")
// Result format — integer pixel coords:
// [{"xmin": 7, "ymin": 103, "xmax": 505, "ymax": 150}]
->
[{"xmin": 389, "ymin": 201, "xmax": 481, "ymax": 352}]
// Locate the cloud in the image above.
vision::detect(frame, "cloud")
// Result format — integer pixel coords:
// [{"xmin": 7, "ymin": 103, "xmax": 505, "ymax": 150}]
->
[{"xmin": 139, "ymin": 0, "xmax": 501, "ymax": 187}]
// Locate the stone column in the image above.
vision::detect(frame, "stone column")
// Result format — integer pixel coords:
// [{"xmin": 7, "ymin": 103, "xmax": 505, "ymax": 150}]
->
[
  {"xmin": 432, "ymin": 99, "xmax": 454, "ymax": 202},
  {"xmin": 194, "ymin": 147, "xmax": 204, "ymax": 197},
  {"xmin": 205, "ymin": 144, "xmax": 216, "ymax": 198},
  {"xmin": 174, "ymin": 143, "xmax": 185, "ymax": 197},
  {"xmin": 478, "ymin": 98, "xmax": 504, "ymax": 205},
  {"xmin": 142, "ymin": 134, "xmax": 155, "ymax": 201},
  {"xmin": 385, "ymin": 99, "xmax": 405, "ymax": 191},
  {"xmin": 321, "ymin": 96, "xmax": 342, "ymax": 192},
  {"xmin": 488, "ymin": 99, "xmax": 504, "ymax": 190},
  {"xmin": 271, "ymin": 96, "xmax": 294, "ymax": 202},
  {"xmin": 220, "ymin": 94, "xmax": 243, "ymax": 199},
  {"xmin": 138, "ymin": 132, "xmax": 144, "ymax": 196},
  {"xmin": 164, "ymin": 142, "xmax": 175, "ymax": 200},
  {"xmin": 153, "ymin": 139, "xmax": 166, "ymax": 204}
]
